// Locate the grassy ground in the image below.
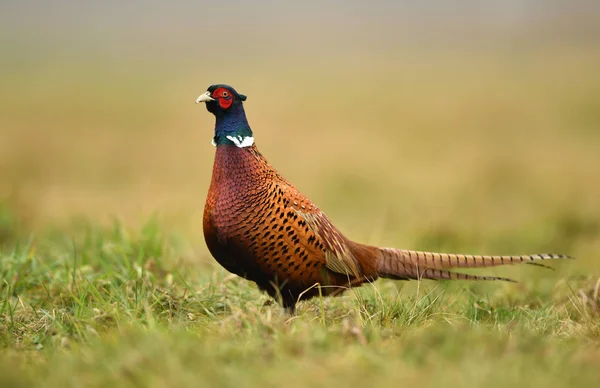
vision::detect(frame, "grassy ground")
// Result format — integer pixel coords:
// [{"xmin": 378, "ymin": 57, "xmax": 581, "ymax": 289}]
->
[
  {"xmin": 1, "ymin": 33, "xmax": 600, "ymax": 387},
  {"xmin": 0, "ymin": 218, "xmax": 598, "ymax": 388}
]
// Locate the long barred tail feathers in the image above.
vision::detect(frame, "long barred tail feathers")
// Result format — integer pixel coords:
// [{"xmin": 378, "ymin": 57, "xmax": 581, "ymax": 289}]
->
[{"xmin": 376, "ymin": 248, "xmax": 572, "ymax": 282}]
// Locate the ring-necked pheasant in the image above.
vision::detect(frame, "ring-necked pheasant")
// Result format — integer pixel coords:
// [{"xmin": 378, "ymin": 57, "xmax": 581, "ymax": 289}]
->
[{"xmin": 196, "ymin": 84, "xmax": 570, "ymax": 312}]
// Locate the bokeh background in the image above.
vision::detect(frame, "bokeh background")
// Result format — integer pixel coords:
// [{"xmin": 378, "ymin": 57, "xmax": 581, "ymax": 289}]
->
[{"xmin": 1, "ymin": 0, "xmax": 600, "ymax": 268}]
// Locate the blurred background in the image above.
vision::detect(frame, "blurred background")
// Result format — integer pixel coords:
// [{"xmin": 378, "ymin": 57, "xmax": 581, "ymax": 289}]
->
[{"xmin": 1, "ymin": 1, "xmax": 599, "ymax": 268}]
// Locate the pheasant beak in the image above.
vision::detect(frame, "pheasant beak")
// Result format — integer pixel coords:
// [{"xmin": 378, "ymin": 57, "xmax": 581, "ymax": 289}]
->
[{"xmin": 195, "ymin": 91, "xmax": 215, "ymax": 104}]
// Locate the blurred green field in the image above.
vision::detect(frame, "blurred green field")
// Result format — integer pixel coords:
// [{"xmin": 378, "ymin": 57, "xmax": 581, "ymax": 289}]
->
[{"xmin": 1, "ymin": 2, "xmax": 600, "ymax": 387}]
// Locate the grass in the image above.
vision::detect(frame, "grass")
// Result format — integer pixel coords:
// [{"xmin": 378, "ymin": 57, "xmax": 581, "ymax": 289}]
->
[{"xmin": 0, "ymin": 218, "xmax": 598, "ymax": 388}]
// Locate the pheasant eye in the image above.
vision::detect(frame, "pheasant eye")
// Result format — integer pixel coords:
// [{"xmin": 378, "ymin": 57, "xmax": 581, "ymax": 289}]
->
[{"xmin": 222, "ymin": 91, "xmax": 229, "ymax": 97}]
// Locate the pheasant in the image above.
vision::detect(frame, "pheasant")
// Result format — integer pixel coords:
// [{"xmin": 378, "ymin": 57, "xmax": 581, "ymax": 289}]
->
[{"xmin": 196, "ymin": 84, "xmax": 570, "ymax": 312}]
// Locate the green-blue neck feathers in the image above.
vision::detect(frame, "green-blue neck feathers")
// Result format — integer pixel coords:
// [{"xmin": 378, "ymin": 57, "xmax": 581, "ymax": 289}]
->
[{"xmin": 213, "ymin": 102, "xmax": 254, "ymax": 147}]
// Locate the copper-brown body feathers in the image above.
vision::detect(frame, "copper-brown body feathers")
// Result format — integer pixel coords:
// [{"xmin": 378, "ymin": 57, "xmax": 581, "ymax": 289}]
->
[{"xmin": 203, "ymin": 144, "xmax": 569, "ymax": 311}]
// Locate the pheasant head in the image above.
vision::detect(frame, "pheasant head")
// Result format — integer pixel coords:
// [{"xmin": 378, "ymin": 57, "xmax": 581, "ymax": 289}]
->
[{"xmin": 196, "ymin": 84, "xmax": 253, "ymax": 148}]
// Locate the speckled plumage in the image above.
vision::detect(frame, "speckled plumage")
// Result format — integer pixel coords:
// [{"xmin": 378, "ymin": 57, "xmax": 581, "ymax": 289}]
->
[
  {"xmin": 198, "ymin": 84, "xmax": 571, "ymax": 312},
  {"xmin": 203, "ymin": 143, "xmax": 374, "ymax": 308}
]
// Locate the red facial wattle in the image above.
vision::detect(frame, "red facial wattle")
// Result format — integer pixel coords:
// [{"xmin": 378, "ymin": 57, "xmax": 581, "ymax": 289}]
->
[
  {"xmin": 219, "ymin": 97, "xmax": 233, "ymax": 109},
  {"xmin": 212, "ymin": 87, "xmax": 234, "ymax": 109}
]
